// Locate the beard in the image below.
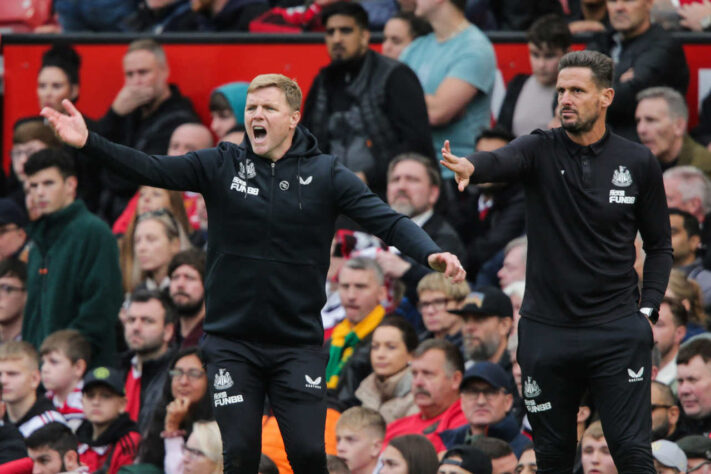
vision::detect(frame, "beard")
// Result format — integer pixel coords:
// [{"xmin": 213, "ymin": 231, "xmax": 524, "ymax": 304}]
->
[
  {"xmin": 651, "ymin": 418, "xmax": 670, "ymax": 441},
  {"xmin": 173, "ymin": 296, "xmax": 205, "ymax": 318},
  {"xmin": 390, "ymin": 201, "xmax": 415, "ymax": 217},
  {"xmin": 560, "ymin": 109, "xmax": 598, "ymax": 134},
  {"xmin": 465, "ymin": 335, "xmax": 500, "ymax": 361}
]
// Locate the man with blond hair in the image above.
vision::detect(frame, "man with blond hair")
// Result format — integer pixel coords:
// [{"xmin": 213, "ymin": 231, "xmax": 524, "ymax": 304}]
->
[
  {"xmin": 335, "ymin": 407, "xmax": 386, "ymax": 474},
  {"xmin": 42, "ymin": 73, "xmax": 465, "ymax": 474},
  {"xmin": 416, "ymin": 272, "xmax": 469, "ymax": 350}
]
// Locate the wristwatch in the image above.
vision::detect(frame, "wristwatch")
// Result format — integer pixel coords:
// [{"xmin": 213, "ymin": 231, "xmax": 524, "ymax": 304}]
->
[{"xmin": 640, "ymin": 307, "xmax": 659, "ymax": 324}]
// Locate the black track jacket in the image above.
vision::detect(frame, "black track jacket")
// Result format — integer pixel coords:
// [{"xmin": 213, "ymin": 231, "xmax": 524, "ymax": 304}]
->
[
  {"xmin": 83, "ymin": 126, "xmax": 441, "ymax": 345},
  {"xmin": 468, "ymin": 127, "xmax": 672, "ymax": 326}
]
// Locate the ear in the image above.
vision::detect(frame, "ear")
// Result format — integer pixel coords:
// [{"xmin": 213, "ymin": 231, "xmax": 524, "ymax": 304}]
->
[
  {"xmin": 377, "ymin": 283, "xmax": 388, "ymax": 303},
  {"xmin": 689, "ymin": 234, "xmax": 701, "ymax": 252},
  {"xmin": 674, "ymin": 324, "xmax": 687, "ymax": 345},
  {"xmin": 290, "ymin": 110, "xmax": 301, "ymax": 129},
  {"xmin": 362, "ymin": 29, "xmax": 371, "ymax": 47},
  {"xmin": 118, "ymin": 396, "xmax": 127, "ymax": 414},
  {"xmin": 69, "ymin": 85, "xmax": 79, "ymax": 102},
  {"xmin": 429, "ymin": 185, "xmax": 440, "ymax": 208},
  {"xmin": 63, "ymin": 450, "xmax": 80, "ymax": 471},
  {"xmin": 31, "ymin": 369, "xmax": 41, "ymax": 390},
  {"xmin": 600, "ymin": 87, "xmax": 615, "ymax": 109},
  {"xmin": 451, "ymin": 370, "xmax": 463, "ymax": 390},
  {"xmin": 74, "ymin": 359, "xmax": 87, "ymax": 380},
  {"xmin": 499, "ymin": 317, "xmax": 513, "ymax": 337},
  {"xmin": 504, "ymin": 393, "xmax": 513, "ymax": 412},
  {"xmin": 164, "ymin": 322, "xmax": 175, "ymax": 344},
  {"xmin": 668, "ymin": 405, "xmax": 680, "ymax": 425},
  {"xmin": 65, "ymin": 175, "xmax": 78, "ymax": 195},
  {"xmin": 672, "ymin": 117, "xmax": 686, "ymax": 138},
  {"xmin": 372, "ymin": 438, "xmax": 383, "ymax": 458}
]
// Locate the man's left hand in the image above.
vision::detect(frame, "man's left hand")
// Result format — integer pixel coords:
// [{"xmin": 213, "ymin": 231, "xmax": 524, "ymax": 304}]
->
[{"xmin": 428, "ymin": 252, "xmax": 466, "ymax": 282}]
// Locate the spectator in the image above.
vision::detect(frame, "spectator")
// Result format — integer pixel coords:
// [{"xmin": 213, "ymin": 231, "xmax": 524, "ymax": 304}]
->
[
  {"xmin": 400, "ymin": 0, "xmax": 495, "ymax": 178},
  {"xmin": 37, "ymin": 46, "xmax": 80, "ymax": 113},
  {"xmin": 654, "ymin": 298, "xmax": 688, "ymax": 390},
  {"xmin": 451, "ymin": 287, "xmax": 514, "ymax": 372},
  {"xmin": 651, "ymin": 439, "xmax": 687, "ymax": 474},
  {"xmin": 121, "ymin": 0, "xmax": 199, "ymax": 33},
  {"xmin": 0, "ymin": 200, "xmax": 29, "ymax": 262},
  {"xmin": 381, "ymin": 12, "xmax": 432, "ymax": 60},
  {"xmin": 438, "ymin": 444, "xmax": 493, "ymax": 474},
  {"xmin": 435, "ymin": 362, "xmax": 529, "ymax": 457},
  {"xmin": 209, "ymin": 81, "xmax": 248, "ymax": 141},
  {"xmin": 470, "ymin": 438, "xmax": 517, "ymax": 474},
  {"xmin": 516, "ymin": 444, "xmax": 537, "ymax": 474},
  {"xmin": 663, "ymin": 166, "xmax": 711, "ymax": 226},
  {"xmin": 302, "ymin": 2, "xmax": 434, "ymax": 198},
  {"xmin": 168, "ymin": 249, "xmax": 206, "ymax": 349},
  {"xmin": 580, "ymin": 421, "xmax": 617, "ymax": 474},
  {"xmin": 53, "ymin": 0, "xmax": 137, "ymax": 31},
  {"xmin": 335, "ymin": 406, "xmax": 385, "ymax": 474},
  {"xmin": 39, "ymin": 330, "xmax": 91, "ymax": 431},
  {"xmin": 586, "ymin": 0, "xmax": 689, "ymax": 141},
  {"xmin": 0, "ymin": 342, "xmax": 66, "ymax": 438},
  {"xmin": 379, "ymin": 154, "xmax": 467, "ymax": 299},
  {"xmin": 0, "ymin": 259, "xmax": 27, "ymax": 343},
  {"xmin": 677, "ymin": 435, "xmax": 711, "ymax": 474},
  {"xmin": 503, "ymin": 281, "xmax": 525, "ymax": 338},
  {"xmin": 167, "ymin": 123, "xmax": 215, "ymax": 156},
  {"xmin": 416, "ymin": 272, "xmax": 469, "ymax": 351},
  {"xmin": 327, "ymin": 454, "xmax": 351, "ymax": 474},
  {"xmin": 22, "ymin": 149, "xmax": 122, "ymax": 367},
  {"xmin": 120, "ymin": 288, "xmax": 177, "ymax": 434},
  {"xmin": 327, "ymin": 257, "xmax": 388, "ymax": 408},
  {"xmin": 651, "ymin": 381, "xmax": 685, "ymax": 442},
  {"xmin": 497, "ymin": 237, "xmax": 527, "ymax": 290},
  {"xmin": 93, "ymin": 39, "xmax": 199, "ymax": 222},
  {"xmin": 669, "ymin": 209, "xmax": 711, "ymax": 309},
  {"xmin": 498, "ymin": 15, "xmax": 571, "ymax": 137},
  {"xmin": 138, "ymin": 347, "xmax": 212, "ymax": 472},
  {"xmin": 380, "ymin": 434, "xmax": 440, "ymax": 474},
  {"xmin": 25, "ymin": 423, "xmax": 80, "ymax": 474},
  {"xmin": 666, "ymin": 269, "xmax": 709, "ymax": 341},
  {"xmin": 190, "ymin": 0, "xmax": 270, "ymax": 31},
  {"xmin": 384, "ymin": 339, "xmax": 467, "ymax": 445},
  {"xmin": 355, "ymin": 317, "xmax": 420, "ymax": 423},
  {"xmin": 676, "ymin": 338, "xmax": 711, "ymax": 436},
  {"xmin": 76, "ymin": 367, "xmax": 141, "ymax": 473},
  {"xmin": 636, "ymin": 87, "xmax": 711, "ymax": 177},
  {"xmin": 179, "ymin": 421, "xmax": 223, "ymax": 474}
]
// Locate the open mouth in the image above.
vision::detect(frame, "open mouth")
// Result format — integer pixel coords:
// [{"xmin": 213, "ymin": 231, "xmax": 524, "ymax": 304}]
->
[{"xmin": 253, "ymin": 126, "xmax": 267, "ymax": 142}]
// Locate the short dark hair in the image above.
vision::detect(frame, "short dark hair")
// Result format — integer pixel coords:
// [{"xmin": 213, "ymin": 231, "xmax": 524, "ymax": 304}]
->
[
  {"xmin": 41, "ymin": 44, "xmax": 81, "ymax": 86},
  {"xmin": 677, "ymin": 338, "xmax": 711, "ymax": 366},
  {"xmin": 388, "ymin": 153, "xmax": 441, "ymax": 188},
  {"xmin": 25, "ymin": 422, "xmax": 78, "ymax": 456},
  {"xmin": 527, "ymin": 14, "xmax": 572, "ymax": 52},
  {"xmin": 376, "ymin": 316, "xmax": 419, "ymax": 353},
  {"xmin": 390, "ymin": 12, "xmax": 433, "ymax": 39},
  {"xmin": 669, "ymin": 207, "xmax": 701, "ymax": 239},
  {"xmin": 168, "ymin": 248, "xmax": 206, "ymax": 283},
  {"xmin": 413, "ymin": 339, "xmax": 465, "ymax": 377},
  {"xmin": 24, "ymin": 148, "xmax": 76, "ymax": 179},
  {"xmin": 0, "ymin": 258, "xmax": 27, "ymax": 283},
  {"xmin": 558, "ymin": 51, "xmax": 614, "ymax": 89},
  {"xmin": 322, "ymin": 2, "xmax": 369, "ymax": 30},
  {"xmin": 471, "ymin": 436, "xmax": 514, "ymax": 460},
  {"xmin": 128, "ymin": 288, "xmax": 177, "ymax": 326},
  {"xmin": 476, "ymin": 127, "xmax": 516, "ymax": 147}
]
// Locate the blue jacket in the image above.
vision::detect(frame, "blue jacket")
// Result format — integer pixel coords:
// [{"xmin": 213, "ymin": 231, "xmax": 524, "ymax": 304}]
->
[{"xmin": 437, "ymin": 413, "xmax": 530, "ymax": 457}]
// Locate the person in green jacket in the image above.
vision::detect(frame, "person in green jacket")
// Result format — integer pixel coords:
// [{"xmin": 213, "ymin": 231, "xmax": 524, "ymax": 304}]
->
[{"xmin": 22, "ymin": 149, "xmax": 122, "ymax": 367}]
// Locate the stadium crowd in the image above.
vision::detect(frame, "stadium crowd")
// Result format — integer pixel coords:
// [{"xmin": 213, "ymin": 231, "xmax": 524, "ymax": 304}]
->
[{"xmin": 1, "ymin": 0, "xmax": 711, "ymax": 472}]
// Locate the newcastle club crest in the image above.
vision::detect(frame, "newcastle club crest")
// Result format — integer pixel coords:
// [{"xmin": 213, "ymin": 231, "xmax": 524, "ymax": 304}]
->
[
  {"xmin": 611, "ymin": 166, "xmax": 633, "ymax": 187},
  {"xmin": 238, "ymin": 159, "xmax": 256, "ymax": 180}
]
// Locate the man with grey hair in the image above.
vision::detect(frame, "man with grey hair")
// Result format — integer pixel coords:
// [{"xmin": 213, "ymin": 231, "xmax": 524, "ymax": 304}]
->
[
  {"xmin": 664, "ymin": 166, "xmax": 711, "ymax": 225},
  {"xmin": 497, "ymin": 236, "xmax": 527, "ymax": 289},
  {"xmin": 636, "ymin": 86, "xmax": 711, "ymax": 178},
  {"xmin": 442, "ymin": 50, "xmax": 673, "ymax": 471}
]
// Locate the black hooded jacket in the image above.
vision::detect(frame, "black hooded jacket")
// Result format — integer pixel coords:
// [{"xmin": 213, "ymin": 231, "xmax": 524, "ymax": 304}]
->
[{"xmin": 83, "ymin": 126, "xmax": 441, "ymax": 346}]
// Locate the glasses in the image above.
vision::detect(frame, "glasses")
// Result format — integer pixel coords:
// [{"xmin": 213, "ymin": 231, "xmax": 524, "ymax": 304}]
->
[
  {"xmin": 182, "ymin": 445, "xmax": 207, "ymax": 459},
  {"xmin": 0, "ymin": 284, "xmax": 25, "ymax": 295},
  {"xmin": 461, "ymin": 386, "xmax": 506, "ymax": 400},
  {"xmin": 688, "ymin": 461, "xmax": 711, "ymax": 473},
  {"xmin": 651, "ymin": 404, "xmax": 672, "ymax": 411},
  {"xmin": 417, "ymin": 298, "xmax": 451, "ymax": 311},
  {"xmin": 169, "ymin": 368, "xmax": 205, "ymax": 380}
]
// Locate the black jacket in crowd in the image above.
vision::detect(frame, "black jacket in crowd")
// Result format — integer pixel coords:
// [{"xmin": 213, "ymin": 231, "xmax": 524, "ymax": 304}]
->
[
  {"xmin": 467, "ymin": 127, "xmax": 672, "ymax": 325},
  {"xmin": 83, "ymin": 125, "xmax": 442, "ymax": 346}
]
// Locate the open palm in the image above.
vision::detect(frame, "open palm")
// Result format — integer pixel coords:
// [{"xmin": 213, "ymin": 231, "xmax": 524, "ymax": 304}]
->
[
  {"xmin": 440, "ymin": 140, "xmax": 474, "ymax": 191},
  {"xmin": 40, "ymin": 99, "xmax": 89, "ymax": 148}
]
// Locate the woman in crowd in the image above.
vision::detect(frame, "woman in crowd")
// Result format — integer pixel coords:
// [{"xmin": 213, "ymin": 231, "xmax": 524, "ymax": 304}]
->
[
  {"xmin": 137, "ymin": 348, "xmax": 213, "ymax": 471},
  {"xmin": 379, "ymin": 434, "xmax": 440, "ymax": 474},
  {"xmin": 666, "ymin": 268, "xmax": 710, "ymax": 339},
  {"xmin": 355, "ymin": 316, "xmax": 420, "ymax": 423},
  {"xmin": 37, "ymin": 45, "xmax": 81, "ymax": 112},
  {"xmin": 182, "ymin": 421, "xmax": 224, "ymax": 474},
  {"xmin": 381, "ymin": 12, "xmax": 432, "ymax": 60},
  {"xmin": 208, "ymin": 81, "xmax": 248, "ymax": 141}
]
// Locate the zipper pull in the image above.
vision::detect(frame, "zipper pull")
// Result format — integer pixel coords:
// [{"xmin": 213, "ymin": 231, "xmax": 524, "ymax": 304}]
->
[{"xmin": 271, "ymin": 162, "xmax": 275, "ymax": 177}]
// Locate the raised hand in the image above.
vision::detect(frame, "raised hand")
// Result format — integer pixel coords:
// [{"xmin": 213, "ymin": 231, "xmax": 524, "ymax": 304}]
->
[
  {"xmin": 428, "ymin": 252, "xmax": 466, "ymax": 283},
  {"xmin": 440, "ymin": 140, "xmax": 474, "ymax": 192},
  {"xmin": 40, "ymin": 99, "xmax": 89, "ymax": 148}
]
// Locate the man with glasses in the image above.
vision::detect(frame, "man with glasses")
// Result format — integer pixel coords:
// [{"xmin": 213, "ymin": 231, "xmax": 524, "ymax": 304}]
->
[
  {"xmin": 0, "ymin": 259, "xmax": 27, "ymax": 344},
  {"xmin": 416, "ymin": 272, "xmax": 470, "ymax": 352},
  {"xmin": 652, "ymin": 381, "xmax": 686, "ymax": 442},
  {"xmin": 434, "ymin": 361, "xmax": 530, "ymax": 457},
  {"xmin": 678, "ymin": 435, "xmax": 711, "ymax": 473}
]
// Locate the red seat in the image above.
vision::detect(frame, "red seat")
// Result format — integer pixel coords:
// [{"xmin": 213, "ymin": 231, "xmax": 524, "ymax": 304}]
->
[{"xmin": 0, "ymin": 0, "xmax": 53, "ymax": 33}]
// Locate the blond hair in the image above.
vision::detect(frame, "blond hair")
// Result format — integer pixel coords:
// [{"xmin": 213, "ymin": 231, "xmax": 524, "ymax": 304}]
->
[
  {"xmin": 248, "ymin": 74, "xmax": 302, "ymax": 111},
  {"xmin": 416, "ymin": 272, "xmax": 469, "ymax": 302},
  {"xmin": 190, "ymin": 421, "xmax": 224, "ymax": 473},
  {"xmin": 0, "ymin": 341, "xmax": 40, "ymax": 369},
  {"xmin": 582, "ymin": 420, "xmax": 605, "ymax": 441},
  {"xmin": 336, "ymin": 406, "xmax": 386, "ymax": 439}
]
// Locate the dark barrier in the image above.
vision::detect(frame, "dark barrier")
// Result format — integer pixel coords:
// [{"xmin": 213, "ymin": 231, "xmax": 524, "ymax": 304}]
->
[{"xmin": 3, "ymin": 32, "xmax": 711, "ymax": 165}]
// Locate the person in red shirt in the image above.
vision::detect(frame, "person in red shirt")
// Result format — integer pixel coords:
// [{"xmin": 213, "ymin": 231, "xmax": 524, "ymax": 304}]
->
[{"xmin": 384, "ymin": 339, "xmax": 467, "ymax": 445}]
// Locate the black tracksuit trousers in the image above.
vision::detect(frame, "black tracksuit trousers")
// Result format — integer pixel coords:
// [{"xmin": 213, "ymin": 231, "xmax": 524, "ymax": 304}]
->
[
  {"xmin": 517, "ymin": 313, "xmax": 655, "ymax": 473},
  {"xmin": 201, "ymin": 334, "xmax": 329, "ymax": 474}
]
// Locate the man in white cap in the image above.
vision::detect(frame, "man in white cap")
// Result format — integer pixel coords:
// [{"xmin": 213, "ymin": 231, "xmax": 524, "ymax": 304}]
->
[{"xmin": 652, "ymin": 439, "xmax": 688, "ymax": 474}]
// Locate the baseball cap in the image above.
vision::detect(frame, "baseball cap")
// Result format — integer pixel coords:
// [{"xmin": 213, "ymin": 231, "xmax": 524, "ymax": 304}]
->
[
  {"xmin": 652, "ymin": 439, "xmax": 687, "ymax": 472},
  {"xmin": 460, "ymin": 361, "xmax": 511, "ymax": 393},
  {"xmin": 677, "ymin": 435, "xmax": 711, "ymax": 461},
  {"xmin": 449, "ymin": 287, "xmax": 513, "ymax": 318},
  {"xmin": 441, "ymin": 445, "xmax": 492, "ymax": 474},
  {"xmin": 0, "ymin": 198, "xmax": 27, "ymax": 228},
  {"xmin": 83, "ymin": 366, "xmax": 125, "ymax": 396}
]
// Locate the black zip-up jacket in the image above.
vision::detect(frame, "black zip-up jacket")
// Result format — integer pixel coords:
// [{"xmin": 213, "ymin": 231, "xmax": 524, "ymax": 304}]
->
[
  {"xmin": 83, "ymin": 126, "xmax": 441, "ymax": 345},
  {"xmin": 467, "ymin": 127, "xmax": 672, "ymax": 326}
]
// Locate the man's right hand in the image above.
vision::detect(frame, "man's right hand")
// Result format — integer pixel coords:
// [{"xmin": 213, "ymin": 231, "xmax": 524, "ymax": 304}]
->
[
  {"xmin": 441, "ymin": 139, "xmax": 474, "ymax": 191},
  {"xmin": 41, "ymin": 99, "xmax": 89, "ymax": 148},
  {"xmin": 111, "ymin": 85, "xmax": 154, "ymax": 116}
]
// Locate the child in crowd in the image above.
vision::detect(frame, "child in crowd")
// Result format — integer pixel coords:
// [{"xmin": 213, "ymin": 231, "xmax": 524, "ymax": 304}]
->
[
  {"xmin": 335, "ymin": 406, "xmax": 386, "ymax": 474},
  {"xmin": 76, "ymin": 367, "xmax": 141, "ymax": 474},
  {"xmin": 40, "ymin": 329, "xmax": 91, "ymax": 431},
  {"xmin": 0, "ymin": 341, "xmax": 66, "ymax": 438}
]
